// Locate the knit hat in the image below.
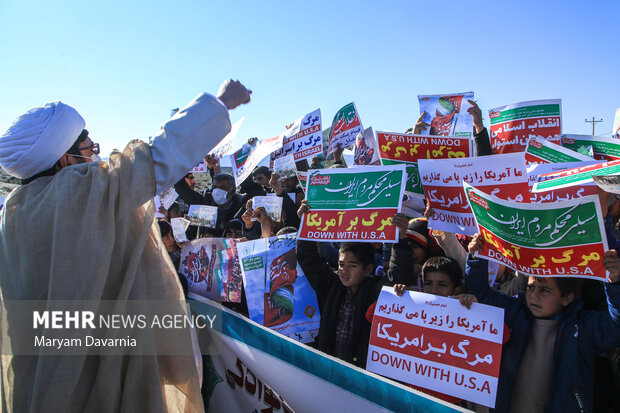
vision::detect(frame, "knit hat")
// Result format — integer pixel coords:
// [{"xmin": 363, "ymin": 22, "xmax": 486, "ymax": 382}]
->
[
  {"xmin": 405, "ymin": 217, "xmax": 430, "ymax": 249},
  {"xmin": 0, "ymin": 101, "xmax": 85, "ymax": 179}
]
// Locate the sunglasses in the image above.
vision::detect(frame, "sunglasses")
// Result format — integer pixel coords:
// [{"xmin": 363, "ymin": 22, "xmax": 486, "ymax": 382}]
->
[{"xmin": 75, "ymin": 142, "xmax": 100, "ymax": 155}]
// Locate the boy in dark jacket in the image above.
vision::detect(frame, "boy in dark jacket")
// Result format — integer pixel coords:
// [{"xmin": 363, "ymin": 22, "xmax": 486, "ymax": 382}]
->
[
  {"xmin": 466, "ymin": 233, "xmax": 620, "ymax": 412},
  {"xmin": 296, "ymin": 201, "xmax": 387, "ymax": 368}
]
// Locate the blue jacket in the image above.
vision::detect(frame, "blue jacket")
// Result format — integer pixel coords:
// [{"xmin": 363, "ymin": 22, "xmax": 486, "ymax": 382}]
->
[{"xmin": 465, "ymin": 256, "xmax": 620, "ymax": 413}]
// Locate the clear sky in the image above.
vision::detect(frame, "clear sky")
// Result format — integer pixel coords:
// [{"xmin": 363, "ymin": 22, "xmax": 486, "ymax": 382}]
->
[{"xmin": 1, "ymin": 0, "xmax": 618, "ymax": 157}]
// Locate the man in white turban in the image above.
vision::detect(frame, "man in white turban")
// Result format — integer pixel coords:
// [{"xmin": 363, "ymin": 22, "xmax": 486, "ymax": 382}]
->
[{"xmin": 0, "ymin": 79, "xmax": 250, "ymax": 412}]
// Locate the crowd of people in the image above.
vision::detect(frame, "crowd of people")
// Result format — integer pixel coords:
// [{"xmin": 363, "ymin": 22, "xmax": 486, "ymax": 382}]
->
[{"xmin": 1, "ymin": 78, "xmax": 620, "ymax": 412}]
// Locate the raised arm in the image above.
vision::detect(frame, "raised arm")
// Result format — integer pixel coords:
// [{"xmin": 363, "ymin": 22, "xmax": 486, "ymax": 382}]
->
[{"xmin": 150, "ymin": 79, "xmax": 250, "ymax": 194}]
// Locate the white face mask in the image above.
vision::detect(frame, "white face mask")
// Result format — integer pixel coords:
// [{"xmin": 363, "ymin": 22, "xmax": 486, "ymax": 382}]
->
[
  {"xmin": 212, "ymin": 188, "xmax": 229, "ymax": 205},
  {"xmin": 71, "ymin": 153, "xmax": 101, "ymax": 162}
]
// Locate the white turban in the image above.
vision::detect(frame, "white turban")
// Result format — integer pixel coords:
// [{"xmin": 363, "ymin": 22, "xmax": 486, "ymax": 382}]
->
[{"xmin": 0, "ymin": 101, "xmax": 86, "ymax": 179}]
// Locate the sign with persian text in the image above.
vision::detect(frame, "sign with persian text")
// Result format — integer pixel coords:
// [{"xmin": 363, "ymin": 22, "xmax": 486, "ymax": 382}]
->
[
  {"xmin": 189, "ymin": 296, "xmax": 463, "ymax": 413},
  {"xmin": 270, "ymin": 109, "xmax": 323, "ymax": 164},
  {"xmin": 298, "ymin": 165, "xmax": 407, "ymax": 242},
  {"xmin": 531, "ymin": 159, "xmax": 620, "ymax": 193},
  {"xmin": 527, "ymin": 162, "xmax": 599, "ymax": 203},
  {"xmin": 524, "ymin": 136, "xmax": 592, "ymax": 165},
  {"xmin": 327, "ymin": 102, "xmax": 363, "ymax": 154},
  {"xmin": 561, "ymin": 134, "xmax": 620, "ymax": 161},
  {"xmin": 377, "ymin": 132, "xmax": 472, "ymax": 196},
  {"xmin": 418, "ymin": 153, "xmax": 529, "ymax": 235},
  {"xmin": 367, "ymin": 288, "xmax": 504, "ymax": 408},
  {"xmin": 489, "ymin": 99, "xmax": 561, "ymax": 154},
  {"xmin": 465, "ymin": 183, "xmax": 608, "ymax": 280}
]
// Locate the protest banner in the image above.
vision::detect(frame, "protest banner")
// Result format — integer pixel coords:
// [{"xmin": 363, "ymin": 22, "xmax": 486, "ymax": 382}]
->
[
  {"xmin": 188, "ymin": 296, "xmax": 465, "ymax": 413},
  {"xmin": 377, "ymin": 132, "xmax": 473, "ymax": 196},
  {"xmin": 154, "ymin": 187, "xmax": 179, "ymax": 218},
  {"xmin": 489, "ymin": 99, "xmax": 561, "ymax": 154},
  {"xmin": 188, "ymin": 205, "xmax": 218, "ymax": 228},
  {"xmin": 192, "ymin": 118, "xmax": 245, "ymax": 172},
  {"xmin": 296, "ymin": 171, "xmax": 308, "ymax": 194},
  {"xmin": 418, "ymin": 153, "xmax": 529, "ymax": 235},
  {"xmin": 231, "ymin": 135, "xmax": 283, "ymax": 186},
  {"xmin": 170, "ymin": 217, "xmax": 190, "ymax": 243},
  {"xmin": 531, "ymin": 159, "xmax": 620, "ymax": 193},
  {"xmin": 464, "ymin": 182, "xmax": 608, "ymax": 280},
  {"xmin": 270, "ymin": 109, "xmax": 323, "ymax": 164},
  {"xmin": 418, "ymin": 92, "xmax": 474, "ymax": 137},
  {"xmin": 524, "ymin": 136, "xmax": 592, "ymax": 164},
  {"xmin": 237, "ymin": 234, "xmax": 320, "ymax": 343},
  {"xmin": 180, "ymin": 238, "xmax": 243, "ymax": 302},
  {"xmin": 527, "ymin": 162, "xmax": 599, "ymax": 203},
  {"xmin": 367, "ymin": 288, "xmax": 504, "ymax": 408},
  {"xmin": 614, "ymin": 108, "xmax": 620, "ymax": 138},
  {"xmin": 273, "ymin": 155, "xmax": 297, "ymax": 180},
  {"xmin": 327, "ymin": 102, "xmax": 364, "ymax": 155},
  {"xmin": 251, "ymin": 196, "xmax": 283, "ymax": 222},
  {"xmin": 298, "ymin": 165, "xmax": 407, "ymax": 242},
  {"xmin": 354, "ymin": 127, "xmax": 381, "ymax": 166},
  {"xmin": 561, "ymin": 134, "xmax": 620, "ymax": 161}
]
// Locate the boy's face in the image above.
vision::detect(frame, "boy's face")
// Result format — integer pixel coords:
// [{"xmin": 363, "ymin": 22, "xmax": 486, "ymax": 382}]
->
[
  {"xmin": 338, "ymin": 252, "xmax": 371, "ymax": 293},
  {"xmin": 423, "ymin": 271, "xmax": 455, "ymax": 297},
  {"xmin": 526, "ymin": 276, "xmax": 574, "ymax": 318}
]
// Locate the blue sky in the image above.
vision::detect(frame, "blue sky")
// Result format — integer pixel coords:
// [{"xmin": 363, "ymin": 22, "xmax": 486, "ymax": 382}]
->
[{"xmin": 1, "ymin": 0, "xmax": 618, "ymax": 156}]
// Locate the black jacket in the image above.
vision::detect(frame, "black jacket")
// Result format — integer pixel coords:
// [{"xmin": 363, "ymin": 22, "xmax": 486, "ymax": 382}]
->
[{"xmin": 297, "ymin": 240, "xmax": 385, "ymax": 368}]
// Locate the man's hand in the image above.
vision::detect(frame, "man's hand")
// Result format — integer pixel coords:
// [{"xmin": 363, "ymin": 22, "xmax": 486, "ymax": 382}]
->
[
  {"xmin": 467, "ymin": 100, "xmax": 484, "ymax": 134},
  {"xmin": 333, "ymin": 144, "xmax": 344, "ymax": 163},
  {"xmin": 269, "ymin": 173, "xmax": 284, "ymax": 195},
  {"xmin": 604, "ymin": 249, "xmax": 620, "ymax": 283},
  {"xmin": 468, "ymin": 233, "xmax": 484, "ymax": 255},
  {"xmin": 242, "ymin": 199, "xmax": 254, "ymax": 229},
  {"xmin": 413, "ymin": 111, "xmax": 430, "ymax": 135},
  {"xmin": 297, "ymin": 199, "xmax": 310, "ymax": 220},
  {"xmin": 204, "ymin": 154, "xmax": 221, "ymax": 174},
  {"xmin": 393, "ymin": 284, "xmax": 407, "ymax": 296},
  {"xmin": 392, "ymin": 213, "xmax": 409, "ymax": 239},
  {"xmin": 217, "ymin": 79, "xmax": 251, "ymax": 110}
]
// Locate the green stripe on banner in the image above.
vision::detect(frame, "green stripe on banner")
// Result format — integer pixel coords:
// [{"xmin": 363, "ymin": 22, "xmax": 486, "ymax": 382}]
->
[{"xmin": 189, "ymin": 297, "xmax": 462, "ymax": 412}]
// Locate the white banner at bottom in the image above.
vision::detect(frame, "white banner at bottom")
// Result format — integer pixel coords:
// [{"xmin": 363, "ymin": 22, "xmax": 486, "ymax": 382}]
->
[{"xmin": 189, "ymin": 294, "xmax": 466, "ymax": 412}]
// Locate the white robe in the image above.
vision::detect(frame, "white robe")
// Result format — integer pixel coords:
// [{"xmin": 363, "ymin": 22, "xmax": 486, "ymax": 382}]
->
[{"xmin": 0, "ymin": 93, "xmax": 231, "ymax": 412}]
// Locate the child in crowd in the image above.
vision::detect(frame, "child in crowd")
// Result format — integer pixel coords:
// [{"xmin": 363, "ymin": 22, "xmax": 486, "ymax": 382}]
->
[
  {"xmin": 466, "ymin": 233, "xmax": 620, "ymax": 412},
  {"xmin": 296, "ymin": 200, "xmax": 387, "ymax": 368},
  {"xmin": 366, "ymin": 254, "xmax": 466, "ymax": 405}
]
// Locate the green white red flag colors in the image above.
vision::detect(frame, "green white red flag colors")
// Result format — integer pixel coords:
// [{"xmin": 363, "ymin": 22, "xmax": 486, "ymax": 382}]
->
[
  {"xmin": 524, "ymin": 136, "xmax": 592, "ymax": 165},
  {"xmin": 561, "ymin": 134, "xmax": 620, "ymax": 161},
  {"xmin": 527, "ymin": 162, "xmax": 599, "ymax": 203},
  {"xmin": 327, "ymin": 102, "xmax": 363, "ymax": 155},
  {"xmin": 298, "ymin": 165, "xmax": 407, "ymax": 242},
  {"xmin": 464, "ymin": 182, "xmax": 609, "ymax": 281},
  {"xmin": 531, "ymin": 159, "xmax": 620, "ymax": 193},
  {"xmin": 489, "ymin": 99, "xmax": 561, "ymax": 154}
]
